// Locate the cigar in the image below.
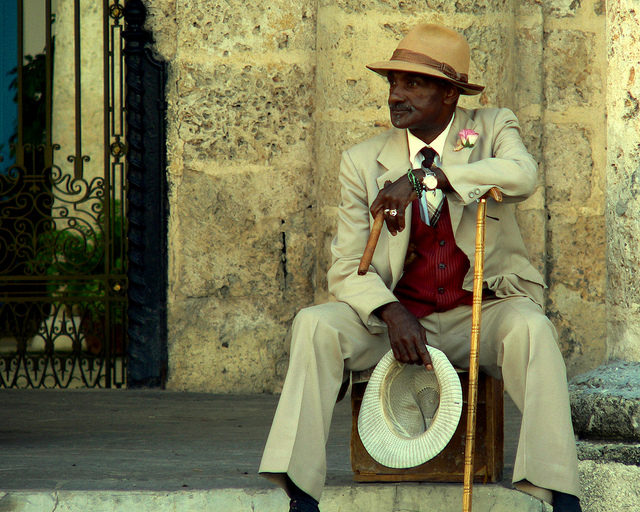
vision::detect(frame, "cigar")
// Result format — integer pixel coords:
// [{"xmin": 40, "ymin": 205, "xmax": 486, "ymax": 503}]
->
[{"xmin": 357, "ymin": 210, "xmax": 385, "ymax": 275}]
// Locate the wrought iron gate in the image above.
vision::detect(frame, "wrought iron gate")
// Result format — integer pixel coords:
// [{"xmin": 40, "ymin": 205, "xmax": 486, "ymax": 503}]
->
[{"xmin": 0, "ymin": 0, "xmax": 151, "ymax": 388}]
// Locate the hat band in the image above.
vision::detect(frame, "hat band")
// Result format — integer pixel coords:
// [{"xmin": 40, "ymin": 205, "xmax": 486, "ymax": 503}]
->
[{"xmin": 390, "ymin": 49, "xmax": 469, "ymax": 84}]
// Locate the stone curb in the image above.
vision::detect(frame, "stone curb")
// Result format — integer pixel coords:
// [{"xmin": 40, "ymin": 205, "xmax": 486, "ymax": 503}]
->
[
  {"xmin": 577, "ymin": 440, "xmax": 640, "ymax": 466},
  {"xmin": 569, "ymin": 361, "xmax": 640, "ymax": 441},
  {"xmin": 0, "ymin": 485, "xmax": 547, "ymax": 512}
]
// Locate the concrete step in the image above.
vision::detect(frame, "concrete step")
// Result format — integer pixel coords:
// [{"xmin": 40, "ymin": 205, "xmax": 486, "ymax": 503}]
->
[
  {"xmin": 0, "ymin": 389, "xmax": 541, "ymax": 512},
  {"xmin": 0, "ymin": 485, "xmax": 548, "ymax": 512}
]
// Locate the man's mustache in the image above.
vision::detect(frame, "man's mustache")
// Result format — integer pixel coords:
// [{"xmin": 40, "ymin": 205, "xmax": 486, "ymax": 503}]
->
[{"xmin": 389, "ymin": 105, "xmax": 414, "ymax": 112}]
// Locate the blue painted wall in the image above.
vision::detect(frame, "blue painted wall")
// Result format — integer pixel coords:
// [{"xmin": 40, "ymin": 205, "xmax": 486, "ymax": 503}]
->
[{"xmin": 0, "ymin": 1, "xmax": 18, "ymax": 174}]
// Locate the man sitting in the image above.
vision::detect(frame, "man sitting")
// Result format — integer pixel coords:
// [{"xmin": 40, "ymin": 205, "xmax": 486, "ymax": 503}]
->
[{"xmin": 260, "ymin": 23, "xmax": 582, "ymax": 512}]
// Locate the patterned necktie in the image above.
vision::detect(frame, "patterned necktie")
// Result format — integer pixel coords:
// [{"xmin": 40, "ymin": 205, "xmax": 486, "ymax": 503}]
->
[{"xmin": 420, "ymin": 147, "xmax": 444, "ymax": 226}]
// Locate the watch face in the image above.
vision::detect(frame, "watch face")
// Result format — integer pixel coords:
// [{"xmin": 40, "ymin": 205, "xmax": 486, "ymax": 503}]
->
[{"xmin": 424, "ymin": 174, "xmax": 438, "ymax": 190}]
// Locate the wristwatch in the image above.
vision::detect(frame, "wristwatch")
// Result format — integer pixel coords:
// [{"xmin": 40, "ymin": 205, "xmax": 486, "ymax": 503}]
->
[{"xmin": 422, "ymin": 169, "xmax": 438, "ymax": 191}]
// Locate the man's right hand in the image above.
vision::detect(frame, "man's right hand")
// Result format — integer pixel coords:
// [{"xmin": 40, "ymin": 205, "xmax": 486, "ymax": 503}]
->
[
  {"xmin": 375, "ymin": 302, "xmax": 433, "ymax": 370},
  {"xmin": 370, "ymin": 179, "xmax": 416, "ymax": 236}
]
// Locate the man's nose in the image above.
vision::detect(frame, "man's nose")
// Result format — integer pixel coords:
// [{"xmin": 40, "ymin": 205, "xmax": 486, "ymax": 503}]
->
[{"xmin": 389, "ymin": 85, "xmax": 406, "ymax": 103}]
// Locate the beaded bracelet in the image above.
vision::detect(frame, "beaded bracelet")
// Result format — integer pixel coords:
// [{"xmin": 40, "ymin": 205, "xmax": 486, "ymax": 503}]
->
[{"xmin": 407, "ymin": 169, "xmax": 423, "ymax": 199}]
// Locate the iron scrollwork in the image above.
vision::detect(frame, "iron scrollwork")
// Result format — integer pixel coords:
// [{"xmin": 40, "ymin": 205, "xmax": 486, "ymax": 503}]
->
[
  {"xmin": 0, "ymin": 0, "xmax": 130, "ymax": 388},
  {"xmin": 0, "ymin": 0, "xmax": 167, "ymax": 389}
]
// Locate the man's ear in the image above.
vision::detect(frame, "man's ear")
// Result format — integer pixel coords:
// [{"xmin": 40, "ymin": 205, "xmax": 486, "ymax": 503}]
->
[{"xmin": 443, "ymin": 85, "xmax": 460, "ymax": 106}]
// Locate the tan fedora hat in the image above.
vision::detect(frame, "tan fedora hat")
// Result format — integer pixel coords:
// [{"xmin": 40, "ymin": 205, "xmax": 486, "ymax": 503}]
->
[
  {"xmin": 358, "ymin": 347, "xmax": 463, "ymax": 469},
  {"xmin": 367, "ymin": 24, "xmax": 484, "ymax": 96}
]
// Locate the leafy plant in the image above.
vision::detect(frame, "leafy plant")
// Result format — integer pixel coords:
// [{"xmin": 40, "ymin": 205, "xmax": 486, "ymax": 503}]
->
[
  {"xmin": 43, "ymin": 200, "xmax": 125, "ymax": 293},
  {"xmin": 37, "ymin": 200, "xmax": 127, "ymax": 354}
]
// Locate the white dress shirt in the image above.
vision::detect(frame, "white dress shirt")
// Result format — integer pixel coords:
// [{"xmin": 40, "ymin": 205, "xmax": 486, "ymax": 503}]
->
[{"xmin": 406, "ymin": 114, "xmax": 455, "ymax": 225}]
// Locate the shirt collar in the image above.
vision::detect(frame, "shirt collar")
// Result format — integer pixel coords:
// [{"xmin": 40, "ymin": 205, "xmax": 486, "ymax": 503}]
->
[{"xmin": 406, "ymin": 113, "xmax": 456, "ymax": 167}]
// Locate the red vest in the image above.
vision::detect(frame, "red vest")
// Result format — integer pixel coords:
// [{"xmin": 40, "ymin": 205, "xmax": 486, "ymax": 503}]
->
[{"xmin": 394, "ymin": 199, "xmax": 474, "ymax": 318}]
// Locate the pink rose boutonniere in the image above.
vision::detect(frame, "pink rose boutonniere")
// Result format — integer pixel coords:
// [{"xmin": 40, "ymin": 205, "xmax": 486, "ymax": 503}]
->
[{"xmin": 453, "ymin": 129, "xmax": 479, "ymax": 152}]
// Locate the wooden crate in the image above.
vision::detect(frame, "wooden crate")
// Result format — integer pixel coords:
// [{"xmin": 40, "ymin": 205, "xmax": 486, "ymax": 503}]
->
[{"xmin": 350, "ymin": 370, "xmax": 504, "ymax": 483}]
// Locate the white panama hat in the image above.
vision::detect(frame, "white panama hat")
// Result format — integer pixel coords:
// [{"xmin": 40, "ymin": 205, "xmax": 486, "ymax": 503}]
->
[{"xmin": 357, "ymin": 347, "xmax": 463, "ymax": 469}]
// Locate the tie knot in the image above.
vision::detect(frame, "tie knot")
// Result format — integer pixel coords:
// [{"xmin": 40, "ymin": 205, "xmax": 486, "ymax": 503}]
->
[{"xmin": 420, "ymin": 147, "xmax": 437, "ymax": 169}]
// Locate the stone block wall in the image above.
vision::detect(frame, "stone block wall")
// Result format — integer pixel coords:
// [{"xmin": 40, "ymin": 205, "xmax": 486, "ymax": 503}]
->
[
  {"xmin": 539, "ymin": 0, "xmax": 607, "ymax": 375},
  {"xmin": 145, "ymin": 0, "xmax": 609, "ymax": 392},
  {"xmin": 148, "ymin": 0, "xmax": 318, "ymax": 392},
  {"xmin": 606, "ymin": 1, "xmax": 640, "ymax": 362}
]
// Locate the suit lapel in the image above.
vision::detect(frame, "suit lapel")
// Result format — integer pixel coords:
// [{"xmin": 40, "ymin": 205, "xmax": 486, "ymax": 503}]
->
[
  {"xmin": 443, "ymin": 108, "xmax": 477, "ymax": 235},
  {"xmin": 372, "ymin": 110, "xmax": 478, "ymax": 285},
  {"xmin": 375, "ymin": 128, "xmax": 412, "ymax": 285},
  {"xmin": 376, "ymin": 128, "xmax": 411, "ymax": 188}
]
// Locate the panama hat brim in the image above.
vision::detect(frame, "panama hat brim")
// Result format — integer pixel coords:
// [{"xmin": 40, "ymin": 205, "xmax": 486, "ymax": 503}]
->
[
  {"xmin": 367, "ymin": 60, "xmax": 485, "ymax": 96},
  {"xmin": 357, "ymin": 347, "xmax": 463, "ymax": 469}
]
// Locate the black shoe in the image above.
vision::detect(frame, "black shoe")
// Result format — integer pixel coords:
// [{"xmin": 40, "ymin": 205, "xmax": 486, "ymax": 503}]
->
[
  {"xmin": 289, "ymin": 495, "xmax": 320, "ymax": 512},
  {"xmin": 553, "ymin": 491, "xmax": 582, "ymax": 512}
]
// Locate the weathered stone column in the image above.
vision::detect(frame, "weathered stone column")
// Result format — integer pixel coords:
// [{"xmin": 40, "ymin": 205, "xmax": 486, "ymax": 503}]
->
[
  {"xmin": 144, "ymin": 0, "xmax": 614, "ymax": 393},
  {"xmin": 151, "ymin": 0, "xmax": 319, "ymax": 392},
  {"xmin": 606, "ymin": 1, "xmax": 640, "ymax": 362},
  {"xmin": 567, "ymin": 8, "xmax": 640, "ymax": 510},
  {"xmin": 539, "ymin": 0, "xmax": 607, "ymax": 377}
]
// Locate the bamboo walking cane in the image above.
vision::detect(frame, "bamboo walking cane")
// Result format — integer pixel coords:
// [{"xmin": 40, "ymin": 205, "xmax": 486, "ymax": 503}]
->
[{"xmin": 462, "ymin": 187, "xmax": 502, "ymax": 512}]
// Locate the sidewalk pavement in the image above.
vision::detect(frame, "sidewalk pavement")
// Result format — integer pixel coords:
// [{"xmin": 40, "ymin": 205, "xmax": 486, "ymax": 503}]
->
[{"xmin": 0, "ymin": 389, "xmax": 547, "ymax": 511}]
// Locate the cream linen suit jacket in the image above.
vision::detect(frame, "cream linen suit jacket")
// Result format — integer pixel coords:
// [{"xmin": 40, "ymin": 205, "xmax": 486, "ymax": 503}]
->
[{"xmin": 327, "ymin": 106, "xmax": 546, "ymax": 334}]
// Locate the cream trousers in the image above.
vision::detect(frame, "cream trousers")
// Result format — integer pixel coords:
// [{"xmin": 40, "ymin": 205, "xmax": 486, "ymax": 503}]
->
[{"xmin": 259, "ymin": 297, "xmax": 580, "ymax": 504}]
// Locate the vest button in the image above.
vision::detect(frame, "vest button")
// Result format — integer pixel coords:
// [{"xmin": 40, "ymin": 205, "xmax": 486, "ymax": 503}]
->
[
  {"xmin": 439, "ymin": 240, "xmax": 445, "ymax": 246},
  {"xmin": 438, "ymin": 287, "xmax": 445, "ymax": 294},
  {"xmin": 439, "ymin": 263, "xmax": 446, "ymax": 269}
]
